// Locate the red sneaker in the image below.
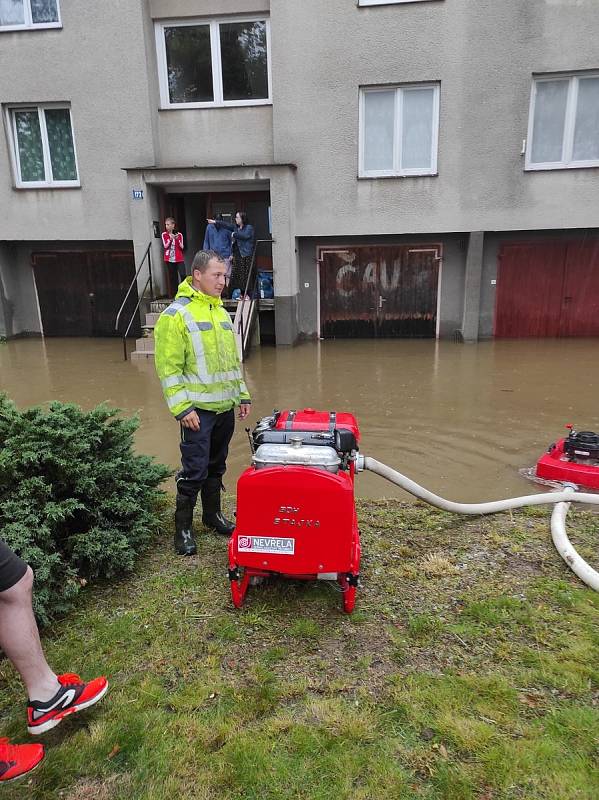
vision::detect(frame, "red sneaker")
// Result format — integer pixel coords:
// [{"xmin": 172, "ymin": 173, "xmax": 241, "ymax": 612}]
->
[
  {"xmin": 27, "ymin": 673, "xmax": 108, "ymax": 735},
  {"xmin": 0, "ymin": 738, "xmax": 45, "ymax": 783}
]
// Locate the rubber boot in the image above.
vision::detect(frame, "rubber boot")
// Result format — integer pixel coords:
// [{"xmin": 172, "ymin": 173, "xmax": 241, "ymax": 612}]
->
[
  {"xmin": 174, "ymin": 493, "xmax": 197, "ymax": 556},
  {"xmin": 201, "ymin": 479, "xmax": 235, "ymax": 536}
]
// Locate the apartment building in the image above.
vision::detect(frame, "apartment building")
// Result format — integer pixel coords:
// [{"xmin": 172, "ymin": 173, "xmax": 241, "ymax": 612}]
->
[{"xmin": 1, "ymin": 0, "xmax": 598, "ymax": 343}]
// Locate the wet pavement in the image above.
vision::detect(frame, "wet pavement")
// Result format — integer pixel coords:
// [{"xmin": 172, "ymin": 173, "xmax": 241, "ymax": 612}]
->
[{"xmin": 1, "ymin": 337, "xmax": 598, "ymax": 500}]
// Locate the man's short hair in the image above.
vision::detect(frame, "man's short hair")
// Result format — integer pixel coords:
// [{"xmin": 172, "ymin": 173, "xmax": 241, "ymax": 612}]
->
[
  {"xmin": 192, "ymin": 250, "xmax": 224, "ymax": 273},
  {"xmin": 165, "ymin": 216, "xmax": 176, "ymax": 224}
]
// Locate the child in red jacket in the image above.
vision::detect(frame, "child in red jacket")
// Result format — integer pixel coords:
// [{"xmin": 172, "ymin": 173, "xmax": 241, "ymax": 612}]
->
[{"xmin": 162, "ymin": 217, "xmax": 186, "ymax": 290}]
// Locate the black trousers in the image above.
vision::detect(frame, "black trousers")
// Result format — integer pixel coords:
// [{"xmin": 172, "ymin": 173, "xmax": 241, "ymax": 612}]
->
[
  {"xmin": 176, "ymin": 409, "xmax": 235, "ymax": 499},
  {"xmin": 0, "ymin": 540, "xmax": 27, "ymax": 592},
  {"xmin": 229, "ymin": 254, "xmax": 253, "ymax": 295}
]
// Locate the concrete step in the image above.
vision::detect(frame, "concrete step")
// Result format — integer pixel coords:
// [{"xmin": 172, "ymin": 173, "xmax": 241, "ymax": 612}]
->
[
  {"xmin": 145, "ymin": 311, "xmax": 160, "ymax": 327},
  {"xmin": 135, "ymin": 336, "xmax": 155, "ymax": 352},
  {"xmin": 130, "ymin": 350, "xmax": 154, "ymax": 360},
  {"xmin": 150, "ymin": 299, "xmax": 172, "ymax": 313}
]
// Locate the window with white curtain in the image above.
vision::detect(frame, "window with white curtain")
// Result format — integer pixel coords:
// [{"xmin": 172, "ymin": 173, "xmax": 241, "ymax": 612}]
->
[
  {"xmin": 0, "ymin": 0, "xmax": 60, "ymax": 30},
  {"xmin": 527, "ymin": 73, "xmax": 599, "ymax": 170},
  {"xmin": 359, "ymin": 84, "xmax": 440, "ymax": 177}
]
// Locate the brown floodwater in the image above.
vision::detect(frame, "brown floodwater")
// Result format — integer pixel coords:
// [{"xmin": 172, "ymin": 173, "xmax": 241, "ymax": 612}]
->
[{"xmin": 1, "ymin": 337, "xmax": 598, "ymax": 501}]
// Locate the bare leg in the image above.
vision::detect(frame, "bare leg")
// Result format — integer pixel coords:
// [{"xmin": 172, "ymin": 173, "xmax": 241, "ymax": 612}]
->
[{"xmin": 0, "ymin": 567, "xmax": 59, "ymax": 702}]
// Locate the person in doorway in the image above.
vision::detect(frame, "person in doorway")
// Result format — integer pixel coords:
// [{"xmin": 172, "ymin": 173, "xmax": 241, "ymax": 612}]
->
[
  {"xmin": 154, "ymin": 250, "xmax": 251, "ymax": 556},
  {"xmin": 0, "ymin": 540, "xmax": 108, "ymax": 783},
  {"xmin": 161, "ymin": 217, "xmax": 186, "ymax": 291},
  {"xmin": 207, "ymin": 212, "xmax": 255, "ymax": 298},
  {"xmin": 203, "ymin": 214, "xmax": 233, "ymax": 291}
]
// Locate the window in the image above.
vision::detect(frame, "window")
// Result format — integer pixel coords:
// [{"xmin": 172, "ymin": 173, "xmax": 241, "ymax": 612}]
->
[
  {"xmin": 7, "ymin": 105, "xmax": 79, "ymax": 187},
  {"xmin": 155, "ymin": 17, "xmax": 271, "ymax": 108},
  {"xmin": 359, "ymin": 84, "xmax": 440, "ymax": 177},
  {"xmin": 0, "ymin": 0, "xmax": 60, "ymax": 31},
  {"xmin": 527, "ymin": 73, "xmax": 599, "ymax": 170}
]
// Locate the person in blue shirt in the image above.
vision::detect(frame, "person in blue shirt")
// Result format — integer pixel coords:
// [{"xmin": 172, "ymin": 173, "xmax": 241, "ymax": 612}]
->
[
  {"xmin": 207, "ymin": 211, "xmax": 255, "ymax": 298},
  {"xmin": 203, "ymin": 214, "xmax": 233, "ymax": 289}
]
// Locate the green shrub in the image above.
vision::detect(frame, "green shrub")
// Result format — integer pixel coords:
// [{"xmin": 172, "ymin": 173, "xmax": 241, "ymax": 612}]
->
[{"xmin": 0, "ymin": 395, "xmax": 171, "ymax": 625}]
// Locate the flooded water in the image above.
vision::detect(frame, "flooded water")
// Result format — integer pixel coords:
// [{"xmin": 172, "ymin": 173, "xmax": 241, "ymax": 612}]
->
[{"xmin": 1, "ymin": 337, "xmax": 598, "ymax": 501}]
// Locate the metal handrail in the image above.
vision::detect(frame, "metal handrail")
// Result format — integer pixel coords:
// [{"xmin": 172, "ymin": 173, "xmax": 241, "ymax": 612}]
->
[
  {"xmin": 114, "ymin": 240, "xmax": 153, "ymax": 334},
  {"xmin": 121, "ymin": 274, "xmax": 152, "ymax": 361},
  {"xmin": 236, "ymin": 238, "xmax": 272, "ymax": 360}
]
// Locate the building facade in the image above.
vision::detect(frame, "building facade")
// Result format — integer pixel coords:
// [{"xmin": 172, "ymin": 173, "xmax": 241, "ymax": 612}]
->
[{"xmin": 1, "ymin": 0, "xmax": 598, "ymax": 343}]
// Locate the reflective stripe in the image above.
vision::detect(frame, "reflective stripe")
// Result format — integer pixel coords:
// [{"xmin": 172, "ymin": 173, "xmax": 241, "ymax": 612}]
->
[
  {"xmin": 220, "ymin": 321, "xmax": 233, "ymax": 331},
  {"xmin": 162, "ymin": 298, "xmax": 191, "ymax": 317},
  {"xmin": 168, "ymin": 388, "xmax": 238, "ymax": 408},
  {"xmin": 183, "ymin": 370, "xmax": 241, "ymax": 383},
  {"xmin": 186, "ymin": 320, "xmax": 213, "ymax": 332},
  {"xmin": 187, "ymin": 388, "xmax": 240, "ymax": 403},
  {"xmin": 166, "ymin": 389, "xmax": 190, "ymax": 409},
  {"xmin": 161, "ymin": 375, "xmax": 184, "ymax": 389},
  {"xmin": 162, "ymin": 371, "xmax": 242, "ymax": 390}
]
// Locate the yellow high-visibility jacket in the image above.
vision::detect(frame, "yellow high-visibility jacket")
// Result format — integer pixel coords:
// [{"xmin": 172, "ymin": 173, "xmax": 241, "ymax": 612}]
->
[{"xmin": 154, "ymin": 278, "xmax": 250, "ymax": 419}]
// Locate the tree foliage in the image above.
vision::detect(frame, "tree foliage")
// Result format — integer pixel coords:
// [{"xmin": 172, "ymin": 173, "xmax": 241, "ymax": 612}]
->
[{"xmin": 0, "ymin": 395, "xmax": 171, "ymax": 625}]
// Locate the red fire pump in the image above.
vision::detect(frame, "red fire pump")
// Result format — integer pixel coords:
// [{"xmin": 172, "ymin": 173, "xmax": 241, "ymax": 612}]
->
[{"xmin": 228, "ymin": 409, "xmax": 362, "ymax": 613}]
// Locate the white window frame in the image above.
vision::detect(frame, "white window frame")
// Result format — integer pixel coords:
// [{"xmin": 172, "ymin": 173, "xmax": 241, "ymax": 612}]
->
[
  {"xmin": 526, "ymin": 72, "xmax": 599, "ymax": 171},
  {"xmin": 0, "ymin": 0, "xmax": 61, "ymax": 32},
  {"xmin": 6, "ymin": 103, "xmax": 80, "ymax": 188},
  {"xmin": 155, "ymin": 16, "xmax": 272, "ymax": 110},
  {"xmin": 359, "ymin": 83, "xmax": 440, "ymax": 178}
]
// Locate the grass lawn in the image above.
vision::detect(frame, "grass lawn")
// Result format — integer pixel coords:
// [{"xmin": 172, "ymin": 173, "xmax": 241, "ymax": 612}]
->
[{"xmin": 1, "ymin": 499, "xmax": 598, "ymax": 799}]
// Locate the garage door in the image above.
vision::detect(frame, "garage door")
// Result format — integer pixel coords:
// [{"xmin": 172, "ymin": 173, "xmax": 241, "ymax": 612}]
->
[
  {"xmin": 319, "ymin": 245, "xmax": 441, "ymax": 338},
  {"xmin": 494, "ymin": 240, "xmax": 599, "ymax": 337},
  {"xmin": 32, "ymin": 250, "xmax": 139, "ymax": 337}
]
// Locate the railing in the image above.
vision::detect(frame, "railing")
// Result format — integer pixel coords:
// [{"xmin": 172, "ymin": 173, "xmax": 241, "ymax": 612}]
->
[
  {"xmin": 115, "ymin": 241, "xmax": 154, "ymax": 361},
  {"xmin": 236, "ymin": 238, "xmax": 273, "ymax": 361}
]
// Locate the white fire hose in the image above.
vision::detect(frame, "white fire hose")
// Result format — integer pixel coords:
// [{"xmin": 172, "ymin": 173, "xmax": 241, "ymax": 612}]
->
[{"xmin": 359, "ymin": 456, "xmax": 599, "ymax": 592}]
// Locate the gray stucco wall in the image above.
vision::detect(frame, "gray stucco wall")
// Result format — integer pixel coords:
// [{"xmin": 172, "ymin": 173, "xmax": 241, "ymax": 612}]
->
[
  {"xmin": 298, "ymin": 234, "xmax": 467, "ymax": 340},
  {"xmin": 157, "ymin": 107, "xmax": 274, "ymax": 168},
  {"xmin": 0, "ymin": 0, "xmax": 155, "ymax": 242},
  {"xmin": 271, "ymin": 0, "xmax": 599, "ymax": 237},
  {"xmin": 149, "ymin": 0, "xmax": 270, "ymax": 19}
]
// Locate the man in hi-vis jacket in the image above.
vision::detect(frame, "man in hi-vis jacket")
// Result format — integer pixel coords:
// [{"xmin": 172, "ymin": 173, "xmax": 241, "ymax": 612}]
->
[{"xmin": 154, "ymin": 250, "xmax": 251, "ymax": 555}]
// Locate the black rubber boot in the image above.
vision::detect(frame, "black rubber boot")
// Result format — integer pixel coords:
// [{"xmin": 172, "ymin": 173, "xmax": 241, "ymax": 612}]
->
[
  {"xmin": 174, "ymin": 493, "xmax": 197, "ymax": 556},
  {"xmin": 201, "ymin": 479, "xmax": 235, "ymax": 536}
]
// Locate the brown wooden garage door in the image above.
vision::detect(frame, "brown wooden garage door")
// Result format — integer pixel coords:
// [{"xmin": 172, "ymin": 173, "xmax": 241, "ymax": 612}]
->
[
  {"xmin": 319, "ymin": 245, "xmax": 441, "ymax": 338},
  {"xmin": 32, "ymin": 250, "xmax": 139, "ymax": 337},
  {"xmin": 495, "ymin": 240, "xmax": 599, "ymax": 337}
]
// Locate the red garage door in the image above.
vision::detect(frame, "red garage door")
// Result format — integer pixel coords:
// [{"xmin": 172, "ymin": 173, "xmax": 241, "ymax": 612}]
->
[{"xmin": 495, "ymin": 240, "xmax": 599, "ymax": 337}]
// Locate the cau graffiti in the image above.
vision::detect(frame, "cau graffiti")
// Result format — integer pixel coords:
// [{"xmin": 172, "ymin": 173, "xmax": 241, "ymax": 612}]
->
[{"xmin": 336, "ymin": 257, "xmax": 402, "ymax": 297}]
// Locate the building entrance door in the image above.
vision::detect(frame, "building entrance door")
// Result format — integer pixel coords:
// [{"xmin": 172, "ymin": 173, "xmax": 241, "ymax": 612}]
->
[{"xmin": 319, "ymin": 245, "xmax": 441, "ymax": 338}]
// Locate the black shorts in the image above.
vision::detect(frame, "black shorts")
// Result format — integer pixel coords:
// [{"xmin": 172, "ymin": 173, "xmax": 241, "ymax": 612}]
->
[{"xmin": 0, "ymin": 540, "xmax": 28, "ymax": 592}]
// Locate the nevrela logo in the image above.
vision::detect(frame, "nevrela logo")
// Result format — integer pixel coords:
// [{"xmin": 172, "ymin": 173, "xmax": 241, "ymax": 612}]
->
[{"xmin": 238, "ymin": 536, "xmax": 295, "ymax": 555}]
